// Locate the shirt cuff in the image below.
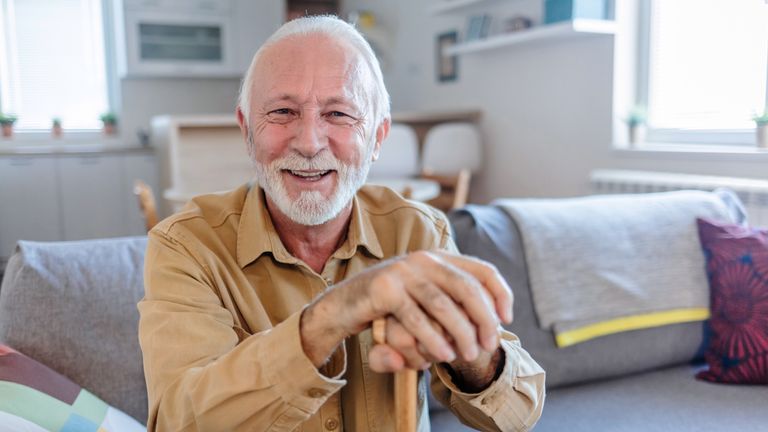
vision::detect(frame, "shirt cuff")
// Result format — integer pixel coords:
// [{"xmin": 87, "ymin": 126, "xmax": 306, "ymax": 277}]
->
[
  {"xmin": 433, "ymin": 338, "xmax": 537, "ymax": 424},
  {"xmin": 262, "ymin": 308, "xmax": 347, "ymax": 414}
]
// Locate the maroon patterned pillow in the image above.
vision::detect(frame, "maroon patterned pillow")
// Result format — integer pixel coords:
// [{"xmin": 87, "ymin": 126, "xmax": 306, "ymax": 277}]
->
[{"xmin": 695, "ymin": 218, "xmax": 768, "ymax": 384}]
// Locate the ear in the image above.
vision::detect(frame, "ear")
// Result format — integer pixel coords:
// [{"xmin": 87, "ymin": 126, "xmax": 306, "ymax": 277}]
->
[
  {"xmin": 236, "ymin": 106, "xmax": 254, "ymax": 158},
  {"xmin": 371, "ymin": 118, "xmax": 391, "ymax": 162},
  {"xmin": 236, "ymin": 106, "xmax": 248, "ymax": 142}
]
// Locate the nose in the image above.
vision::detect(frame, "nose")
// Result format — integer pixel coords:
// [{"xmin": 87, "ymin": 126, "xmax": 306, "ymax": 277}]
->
[{"xmin": 292, "ymin": 113, "xmax": 327, "ymax": 158}]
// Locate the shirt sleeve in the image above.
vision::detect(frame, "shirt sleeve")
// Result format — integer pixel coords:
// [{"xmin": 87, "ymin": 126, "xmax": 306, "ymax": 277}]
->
[
  {"xmin": 431, "ymin": 216, "xmax": 547, "ymax": 431},
  {"xmin": 138, "ymin": 229, "xmax": 347, "ymax": 431},
  {"xmin": 430, "ymin": 332, "xmax": 546, "ymax": 432}
]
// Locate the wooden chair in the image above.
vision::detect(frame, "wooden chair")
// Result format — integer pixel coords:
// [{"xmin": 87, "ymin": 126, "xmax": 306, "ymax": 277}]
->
[
  {"xmin": 420, "ymin": 123, "xmax": 482, "ymax": 212},
  {"xmin": 133, "ymin": 179, "xmax": 159, "ymax": 232},
  {"xmin": 422, "ymin": 169, "xmax": 471, "ymax": 211}
]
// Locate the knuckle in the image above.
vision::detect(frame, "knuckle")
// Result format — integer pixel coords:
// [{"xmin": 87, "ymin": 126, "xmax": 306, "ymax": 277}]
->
[
  {"xmin": 474, "ymin": 261, "xmax": 496, "ymax": 281},
  {"xmin": 406, "ymin": 309, "xmax": 425, "ymax": 327},
  {"xmin": 431, "ymin": 294, "xmax": 453, "ymax": 314}
]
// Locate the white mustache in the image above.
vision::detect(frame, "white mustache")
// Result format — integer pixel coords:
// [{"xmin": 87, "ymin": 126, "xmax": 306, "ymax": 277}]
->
[{"xmin": 273, "ymin": 152, "xmax": 344, "ymax": 172}]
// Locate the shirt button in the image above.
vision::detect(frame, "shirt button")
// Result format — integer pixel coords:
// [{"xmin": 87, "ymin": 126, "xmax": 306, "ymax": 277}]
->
[
  {"xmin": 307, "ymin": 388, "xmax": 326, "ymax": 398},
  {"xmin": 325, "ymin": 418, "xmax": 339, "ymax": 430},
  {"xmin": 324, "ymin": 277, "xmax": 333, "ymax": 285}
]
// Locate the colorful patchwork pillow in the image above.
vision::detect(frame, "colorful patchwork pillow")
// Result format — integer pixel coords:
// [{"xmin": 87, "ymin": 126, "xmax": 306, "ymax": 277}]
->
[
  {"xmin": 696, "ymin": 218, "xmax": 768, "ymax": 384},
  {"xmin": 0, "ymin": 344, "xmax": 144, "ymax": 431}
]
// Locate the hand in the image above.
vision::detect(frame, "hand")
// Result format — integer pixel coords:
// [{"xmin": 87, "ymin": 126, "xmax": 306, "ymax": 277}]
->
[
  {"xmin": 368, "ymin": 316, "xmax": 505, "ymax": 393},
  {"xmin": 300, "ymin": 251, "xmax": 513, "ymax": 371}
]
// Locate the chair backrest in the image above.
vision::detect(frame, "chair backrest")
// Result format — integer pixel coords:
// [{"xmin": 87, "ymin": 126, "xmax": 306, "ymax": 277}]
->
[
  {"xmin": 134, "ymin": 179, "xmax": 159, "ymax": 232},
  {"xmin": 422, "ymin": 122, "xmax": 482, "ymax": 175},
  {"xmin": 367, "ymin": 123, "xmax": 420, "ymax": 178}
]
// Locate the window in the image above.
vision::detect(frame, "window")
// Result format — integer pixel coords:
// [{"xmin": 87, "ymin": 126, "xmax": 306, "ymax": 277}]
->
[
  {"xmin": 639, "ymin": 0, "xmax": 768, "ymax": 145},
  {"xmin": 0, "ymin": 0, "xmax": 111, "ymax": 132}
]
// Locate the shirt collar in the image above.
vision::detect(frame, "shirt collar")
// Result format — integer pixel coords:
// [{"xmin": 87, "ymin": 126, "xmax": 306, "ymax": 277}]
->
[{"xmin": 236, "ymin": 184, "xmax": 384, "ymax": 269}]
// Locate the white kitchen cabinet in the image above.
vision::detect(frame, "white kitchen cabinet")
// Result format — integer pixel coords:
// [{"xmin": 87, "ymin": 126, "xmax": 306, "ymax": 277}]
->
[
  {"xmin": 0, "ymin": 156, "xmax": 62, "ymax": 258},
  {"xmin": 58, "ymin": 155, "xmax": 125, "ymax": 241},
  {"xmin": 0, "ymin": 150, "xmax": 158, "ymax": 260}
]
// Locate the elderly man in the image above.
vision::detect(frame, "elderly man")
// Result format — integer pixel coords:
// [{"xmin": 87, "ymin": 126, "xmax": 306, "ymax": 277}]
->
[{"xmin": 139, "ymin": 15, "xmax": 544, "ymax": 432}]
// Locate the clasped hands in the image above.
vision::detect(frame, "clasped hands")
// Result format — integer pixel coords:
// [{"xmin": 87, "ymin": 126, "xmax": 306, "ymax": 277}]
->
[{"xmin": 300, "ymin": 251, "xmax": 513, "ymax": 388}]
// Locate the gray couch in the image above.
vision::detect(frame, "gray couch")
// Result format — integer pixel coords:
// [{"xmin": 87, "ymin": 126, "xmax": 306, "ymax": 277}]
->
[
  {"xmin": 432, "ymin": 205, "xmax": 768, "ymax": 431},
  {"xmin": 0, "ymin": 201, "xmax": 766, "ymax": 431}
]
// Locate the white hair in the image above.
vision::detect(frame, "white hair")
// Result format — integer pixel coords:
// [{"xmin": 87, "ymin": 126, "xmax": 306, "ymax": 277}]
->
[{"xmin": 238, "ymin": 15, "xmax": 391, "ymax": 128}]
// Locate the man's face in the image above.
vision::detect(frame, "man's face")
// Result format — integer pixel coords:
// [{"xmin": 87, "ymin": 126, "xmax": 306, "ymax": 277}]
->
[{"xmin": 241, "ymin": 34, "xmax": 383, "ymax": 226}]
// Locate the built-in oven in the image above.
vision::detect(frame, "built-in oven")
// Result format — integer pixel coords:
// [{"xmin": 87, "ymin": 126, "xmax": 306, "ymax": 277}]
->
[{"xmin": 114, "ymin": 0, "xmax": 238, "ymax": 77}]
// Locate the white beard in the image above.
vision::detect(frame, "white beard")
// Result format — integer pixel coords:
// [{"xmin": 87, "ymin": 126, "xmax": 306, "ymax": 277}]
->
[{"xmin": 253, "ymin": 149, "xmax": 372, "ymax": 226}]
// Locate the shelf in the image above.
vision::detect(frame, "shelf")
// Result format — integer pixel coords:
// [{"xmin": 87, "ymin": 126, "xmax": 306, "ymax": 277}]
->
[
  {"xmin": 429, "ymin": 0, "xmax": 506, "ymax": 15},
  {"xmin": 445, "ymin": 19, "xmax": 616, "ymax": 55}
]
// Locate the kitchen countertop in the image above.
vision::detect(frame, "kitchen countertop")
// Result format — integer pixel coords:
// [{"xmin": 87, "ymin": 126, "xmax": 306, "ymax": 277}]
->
[{"xmin": 0, "ymin": 143, "xmax": 154, "ymax": 156}]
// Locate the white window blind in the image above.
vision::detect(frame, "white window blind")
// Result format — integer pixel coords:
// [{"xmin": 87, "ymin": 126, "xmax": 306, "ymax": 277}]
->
[
  {"xmin": 647, "ymin": 0, "xmax": 768, "ymax": 133},
  {"xmin": 0, "ymin": 0, "xmax": 109, "ymax": 131}
]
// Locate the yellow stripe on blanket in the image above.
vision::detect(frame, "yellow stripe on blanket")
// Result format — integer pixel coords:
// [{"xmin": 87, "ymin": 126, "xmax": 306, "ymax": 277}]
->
[{"xmin": 555, "ymin": 308, "xmax": 711, "ymax": 348}]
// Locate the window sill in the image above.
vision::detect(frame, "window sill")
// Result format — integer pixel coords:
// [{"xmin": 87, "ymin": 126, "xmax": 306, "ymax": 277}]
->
[{"xmin": 612, "ymin": 142, "xmax": 768, "ymax": 162}]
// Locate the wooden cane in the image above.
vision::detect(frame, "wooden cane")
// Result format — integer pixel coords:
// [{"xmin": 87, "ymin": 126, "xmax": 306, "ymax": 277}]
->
[{"xmin": 373, "ymin": 318, "xmax": 417, "ymax": 432}]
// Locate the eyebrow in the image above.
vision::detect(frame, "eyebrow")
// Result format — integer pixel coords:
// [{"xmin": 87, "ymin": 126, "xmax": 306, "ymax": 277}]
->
[{"xmin": 263, "ymin": 94, "xmax": 359, "ymax": 108}]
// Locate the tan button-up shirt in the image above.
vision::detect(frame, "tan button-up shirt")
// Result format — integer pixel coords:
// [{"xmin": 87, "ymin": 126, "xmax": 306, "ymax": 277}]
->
[{"xmin": 138, "ymin": 183, "xmax": 545, "ymax": 431}]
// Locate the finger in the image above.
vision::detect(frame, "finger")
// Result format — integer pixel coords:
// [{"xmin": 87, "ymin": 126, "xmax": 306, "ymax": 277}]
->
[
  {"xmin": 393, "ymin": 297, "xmax": 456, "ymax": 363},
  {"xmin": 406, "ymin": 280, "xmax": 479, "ymax": 362},
  {"xmin": 368, "ymin": 344, "xmax": 405, "ymax": 373},
  {"xmin": 366, "ymin": 269, "xmax": 455, "ymax": 362},
  {"xmin": 437, "ymin": 251, "xmax": 514, "ymax": 324},
  {"xmin": 386, "ymin": 317, "xmax": 431, "ymax": 369},
  {"xmin": 413, "ymin": 252, "xmax": 500, "ymax": 353}
]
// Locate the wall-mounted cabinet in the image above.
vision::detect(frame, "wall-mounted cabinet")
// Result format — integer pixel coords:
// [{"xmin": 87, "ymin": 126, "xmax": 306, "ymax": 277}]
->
[{"xmin": 112, "ymin": 0, "xmax": 284, "ymax": 77}]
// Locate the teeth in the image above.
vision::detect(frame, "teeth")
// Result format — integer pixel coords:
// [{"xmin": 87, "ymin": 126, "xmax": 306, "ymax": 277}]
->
[{"xmin": 290, "ymin": 170, "xmax": 329, "ymax": 178}]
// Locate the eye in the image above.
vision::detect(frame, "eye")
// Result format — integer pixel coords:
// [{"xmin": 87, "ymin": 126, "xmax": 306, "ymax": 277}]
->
[
  {"xmin": 328, "ymin": 111, "xmax": 349, "ymax": 118},
  {"xmin": 270, "ymin": 108, "xmax": 293, "ymax": 116},
  {"xmin": 266, "ymin": 108, "xmax": 296, "ymax": 124}
]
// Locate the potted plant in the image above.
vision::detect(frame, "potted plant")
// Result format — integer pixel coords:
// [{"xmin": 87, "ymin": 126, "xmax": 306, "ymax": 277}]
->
[
  {"xmin": 625, "ymin": 105, "xmax": 647, "ymax": 146},
  {"xmin": 753, "ymin": 110, "xmax": 768, "ymax": 149},
  {"xmin": 0, "ymin": 113, "xmax": 18, "ymax": 138},
  {"xmin": 51, "ymin": 117, "xmax": 63, "ymax": 138},
  {"xmin": 100, "ymin": 112, "xmax": 117, "ymax": 136}
]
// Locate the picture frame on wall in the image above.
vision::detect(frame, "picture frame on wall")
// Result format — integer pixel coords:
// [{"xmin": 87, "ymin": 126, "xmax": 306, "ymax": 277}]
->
[{"xmin": 436, "ymin": 31, "xmax": 458, "ymax": 83}]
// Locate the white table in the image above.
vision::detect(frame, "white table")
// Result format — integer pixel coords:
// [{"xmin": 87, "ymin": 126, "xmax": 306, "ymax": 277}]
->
[{"xmin": 365, "ymin": 177, "xmax": 441, "ymax": 202}]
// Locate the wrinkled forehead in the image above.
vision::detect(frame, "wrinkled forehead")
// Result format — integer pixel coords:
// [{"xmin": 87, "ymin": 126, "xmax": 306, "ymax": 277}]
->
[{"xmin": 251, "ymin": 34, "xmax": 374, "ymax": 109}]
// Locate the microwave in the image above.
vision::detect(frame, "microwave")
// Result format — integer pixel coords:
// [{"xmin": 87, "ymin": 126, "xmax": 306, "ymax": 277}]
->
[{"xmin": 113, "ymin": 0, "xmax": 239, "ymax": 77}]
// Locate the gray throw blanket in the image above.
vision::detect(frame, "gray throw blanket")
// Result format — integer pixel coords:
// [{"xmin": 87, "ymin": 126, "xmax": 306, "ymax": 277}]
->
[{"xmin": 495, "ymin": 190, "xmax": 739, "ymax": 347}]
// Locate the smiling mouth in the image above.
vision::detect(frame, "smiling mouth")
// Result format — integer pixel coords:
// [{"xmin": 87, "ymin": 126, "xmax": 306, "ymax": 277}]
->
[{"xmin": 284, "ymin": 169, "xmax": 334, "ymax": 181}]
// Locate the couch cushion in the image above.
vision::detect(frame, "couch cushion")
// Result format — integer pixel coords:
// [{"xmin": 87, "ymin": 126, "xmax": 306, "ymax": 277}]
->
[
  {"xmin": 0, "ymin": 237, "xmax": 148, "ymax": 424},
  {"xmin": 449, "ymin": 205, "xmax": 706, "ymax": 389},
  {"xmin": 535, "ymin": 364, "xmax": 768, "ymax": 432},
  {"xmin": 0, "ymin": 344, "xmax": 144, "ymax": 431},
  {"xmin": 695, "ymin": 218, "xmax": 768, "ymax": 384}
]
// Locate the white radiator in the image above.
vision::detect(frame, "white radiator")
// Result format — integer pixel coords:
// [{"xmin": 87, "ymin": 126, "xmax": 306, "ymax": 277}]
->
[{"xmin": 590, "ymin": 169, "xmax": 768, "ymax": 227}]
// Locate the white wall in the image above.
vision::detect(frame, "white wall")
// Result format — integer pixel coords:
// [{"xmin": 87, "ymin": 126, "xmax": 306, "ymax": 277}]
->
[
  {"xmin": 121, "ymin": 77, "xmax": 240, "ymax": 144},
  {"xmin": 343, "ymin": 0, "xmax": 768, "ymax": 203}
]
